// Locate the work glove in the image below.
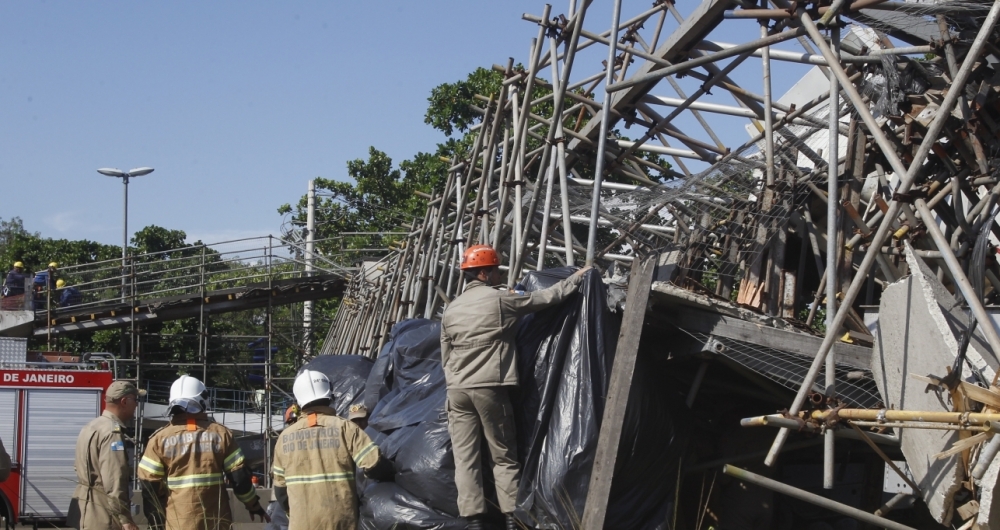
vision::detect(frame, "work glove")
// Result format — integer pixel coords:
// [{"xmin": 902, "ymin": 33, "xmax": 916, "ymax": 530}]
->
[{"xmin": 245, "ymin": 499, "xmax": 271, "ymax": 523}]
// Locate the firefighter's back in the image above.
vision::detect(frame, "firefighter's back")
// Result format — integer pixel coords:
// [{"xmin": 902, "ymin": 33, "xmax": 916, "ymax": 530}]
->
[
  {"xmin": 141, "ymin": 415, "xmax": 237, "ymax": 530},
  {"xmin": 274, "ymin": 406, "xmax": 372, "ymax": 530}
]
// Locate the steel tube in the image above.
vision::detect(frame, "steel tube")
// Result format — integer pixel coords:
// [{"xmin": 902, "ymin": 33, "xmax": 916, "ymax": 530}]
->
[
  {"xmin": 816, "ymin": 408, "xmax": 1000, "ymax": 424},
  {"xmin": 974, "ymin": 433, "xmax": 1000, "ymax": 479},
  {"xmin": 537, "ymin": 157, "xmax": 558, "ymax": 270},
  {"xmin": 615, "ymin": 139, "xmax": 715, "ymax": 161},
  {"xmin": 608, "ymin": 27, "xmax": 807, "ymax": 93},
  {"xmin": 698, "ymin": 40, "xmax": 932, "ymax": 64},
  {"xmin": 722, "ymin": 465, "xmax": 916, "ymax": 530},
  {"xmin": 724, "ymin": 0, "xmax": 890, "ymax": 18},
  {"xmin": 762, "ymin": 24, "xmax": 774, "ymax": 188},
  {"xmin": 585, "ymin": 0, "xmax": 621, "ymax": 266},
  {"xmin": 550, "ymin": 32, "xmax": 576, "ymax": 265},
  {"xmin": 824, "ymin": 25, "xmax": 840, "ymax": 491},
  {"xmin": 765, "ymin": 2, "xmax": 1000, "ymax": 465}
]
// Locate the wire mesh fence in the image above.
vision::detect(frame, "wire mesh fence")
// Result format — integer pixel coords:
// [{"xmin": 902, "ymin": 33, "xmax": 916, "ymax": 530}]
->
[{"xmin": 679, "ymin": 328, "xmax": 882, "ymax": 409}]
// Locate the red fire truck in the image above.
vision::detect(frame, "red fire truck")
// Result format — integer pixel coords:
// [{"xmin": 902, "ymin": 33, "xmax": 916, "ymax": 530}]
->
[{"xmin": 0, "ymin": 365, "xmax": 113, "ymax": 526}]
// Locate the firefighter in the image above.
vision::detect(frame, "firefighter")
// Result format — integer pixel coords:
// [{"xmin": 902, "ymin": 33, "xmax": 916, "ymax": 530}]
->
[
  {"xmin": 440, "ymin": 244, "xmax": 589, "ymax": 529},
  {"xmin": 272, "ymin": 370, "xmax": 393, "ymax": 530},
  {"xmin": 69, "ymin": 380, "xmax": 145, "ymax": 530},
  {"xmin": 0, "ymin": 436, "xmax": 10, "ymax": 483},
  {"xmin": 138, "ymin": 375, "xmax": 268, "ymax": 529}
]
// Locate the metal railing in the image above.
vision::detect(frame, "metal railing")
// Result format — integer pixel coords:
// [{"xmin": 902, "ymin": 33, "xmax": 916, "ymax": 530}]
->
[
  {"xmin": 27, "ymin": 235, "xmax": 372, "ymax": 316},
  {"xmin": 143, "ymin": 379, "xmax": 293, "ymax": 415}
]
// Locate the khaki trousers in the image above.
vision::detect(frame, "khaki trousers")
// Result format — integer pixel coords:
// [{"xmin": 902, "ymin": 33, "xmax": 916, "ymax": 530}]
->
[{"xmin": 446, "ymin": 387, "xmax": 520, "ymax": 516}]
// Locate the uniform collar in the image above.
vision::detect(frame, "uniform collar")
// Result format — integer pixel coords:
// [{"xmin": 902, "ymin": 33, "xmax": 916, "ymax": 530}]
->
[
  {"xmin": 464, "ymin": 279, "xmax": 498, "ymax": 292},
  {"xmin": 102, "ymin": 409, "xmax": 123, "ymax": 426},
  {"xmin": 300, "ymin": 405, "xmax": 338, "ymax": 417},
  {"xmin": 170, "ymin": 412, "xmax": 209, "ymax": 424}
]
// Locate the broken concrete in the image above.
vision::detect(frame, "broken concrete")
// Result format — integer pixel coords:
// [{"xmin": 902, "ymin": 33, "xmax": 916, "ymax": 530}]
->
[
  {"xmin": 870, "ymin": 242, "xmax": 999, "ymax": 526},
  {"xmin": 0, "ymin": 310, "xmax": 35, "ymax": 338}
]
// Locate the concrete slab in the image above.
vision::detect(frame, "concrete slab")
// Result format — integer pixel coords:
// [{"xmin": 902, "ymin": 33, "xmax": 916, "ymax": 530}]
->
[
  {"xmin": 0, "ymin": 310, "xmax": 34, "ymax": 337},
  {"xmin": 870, "ymin": 242, "xmax": 997, "ymax": 525}
]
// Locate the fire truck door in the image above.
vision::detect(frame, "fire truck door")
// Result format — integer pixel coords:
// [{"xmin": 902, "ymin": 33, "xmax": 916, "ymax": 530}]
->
[
  {"xmin": 21, "ymin": 389, "xmax": 99, "ymax": 518},
  {"xmin": 0, "ymin": 390, "xmax": 16, "ymax": 463}
]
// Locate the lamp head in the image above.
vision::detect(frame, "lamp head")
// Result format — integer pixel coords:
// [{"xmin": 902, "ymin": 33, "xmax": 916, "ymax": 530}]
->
[{"xmin": 97, "ymin": 168, "xmax": 125, "ymax": 178}]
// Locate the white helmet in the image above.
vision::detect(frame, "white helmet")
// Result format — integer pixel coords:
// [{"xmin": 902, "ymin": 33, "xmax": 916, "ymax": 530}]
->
[
  {"xmin": 168, "ymin": 375, "xmax": 208, "ymax": 414},
  {"xmin": 293, "ymin": 370, "xmax": 332, "ymax": 407}
]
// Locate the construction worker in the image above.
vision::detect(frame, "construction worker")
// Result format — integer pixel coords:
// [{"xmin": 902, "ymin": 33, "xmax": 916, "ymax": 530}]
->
[
  {"xmin": 57, "ymin": 278, "xmax": 83, "ymax": 307},
  {"xmin": 272, "ymin": 370, "xmax": 393, "ymax": 530},
  {"xmin": 138, "ymin": 375, "xmax": 268, "ymax": 529},
  {"xmin": 2, "ymin": 261, "xmax": 26, "ymax": 297},
  {"xmin": 0, "ymin": 436, "xmax": 10, "ymax": 483},
  {"xmin": 33, "ymin": 261, "xmax": 57, "ymax": 300},
  {"xmin": 69, "ymin": 381, "xmax": 145, "ymax": 530},
  {"xmin": 440, "ymin": 244, "xmax": 590, "ymax": 529}
]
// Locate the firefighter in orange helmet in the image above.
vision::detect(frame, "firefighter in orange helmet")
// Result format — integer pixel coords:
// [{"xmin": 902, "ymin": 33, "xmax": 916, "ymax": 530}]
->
[{"xmin": 440, "ymin": 244, "xmax": 590, "ymax": 529}]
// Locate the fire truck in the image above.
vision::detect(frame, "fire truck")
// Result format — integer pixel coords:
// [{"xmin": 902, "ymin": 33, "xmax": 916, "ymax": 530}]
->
[{"xmin": 0, "ymin": 338, "xmax": 113, "ymax": 526}]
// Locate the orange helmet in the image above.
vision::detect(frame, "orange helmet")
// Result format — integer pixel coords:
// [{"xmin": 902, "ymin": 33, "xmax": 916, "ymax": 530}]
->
[{"xmin": 460, "ymin": 245, "xmax": 500, "ymax": 270}]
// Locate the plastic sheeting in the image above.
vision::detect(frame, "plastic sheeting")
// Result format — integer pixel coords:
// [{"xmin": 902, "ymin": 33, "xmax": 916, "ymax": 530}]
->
[
  {"xmin": 513, "ymin": 267, "xmax": 613, "ymax": 525},
  {"xmin": 299, "ymin": 354, "xmax": 374, "ymax": 416},
  {"xmin": 359, "ymin": 319, "xmax": 463, "ymax": 528},
  {"xmin": 515, "ymin": 267, "xmax": 682, "ymax": 529}
]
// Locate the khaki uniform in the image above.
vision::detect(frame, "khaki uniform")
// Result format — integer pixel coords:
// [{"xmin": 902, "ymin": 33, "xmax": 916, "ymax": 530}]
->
[
  {"xmin": 440, "ymin": 275, "xmax": 582, "ymax": 516},
  {"xmin": 138, "ymin": 413, "xmax": 255, "ymax": 530},
  {"xmin": 70, "ymin": 410, "xmax": 135, "ymax": 529},
  {"xmin": 0, "ymin": 437, "xmax": 10, "ymax": 483},
  {"xmin": 272, "ymin": 405, "xmax": 382, "ymax": 530}
]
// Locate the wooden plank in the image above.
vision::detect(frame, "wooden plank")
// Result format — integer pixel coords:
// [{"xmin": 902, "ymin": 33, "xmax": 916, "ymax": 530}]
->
[
  {"xmin": 580, "ymin": 253, "xmax": 658, "ymax": 530},
  {"xmin": 658, "ymin": 307, "xmax": 872, "ymax": 369}
]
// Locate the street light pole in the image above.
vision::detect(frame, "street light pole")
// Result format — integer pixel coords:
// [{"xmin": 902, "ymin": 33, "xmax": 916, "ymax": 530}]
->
[{"xmin": 97, "ymin": 167, "xmax": 154, "ymax": 302}]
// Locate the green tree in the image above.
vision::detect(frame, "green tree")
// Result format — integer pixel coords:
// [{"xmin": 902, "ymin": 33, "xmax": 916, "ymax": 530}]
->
[
  {"xmin": 425, "ymin": 66, "xmax": 504, "ymax": 137},
  {"xmin": 131, "ymin": 225, "xmax": 195, "ymax": 255},
  {"xmin": 0, "ymin": 216, "xmax": 36, "ymax": 258},
  {"xmin": 0, "ymin": 230, "xmax": 120, "ymax": 276}
]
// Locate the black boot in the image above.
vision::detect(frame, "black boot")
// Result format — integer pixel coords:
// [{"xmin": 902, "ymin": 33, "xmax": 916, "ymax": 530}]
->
[
  {"xmin": 504, "ymin": 513, "xmax": 518, "ymax": 530},
  {"xmin": 465, "ymin": 515, "xmax": 488, "ymax": 530}
]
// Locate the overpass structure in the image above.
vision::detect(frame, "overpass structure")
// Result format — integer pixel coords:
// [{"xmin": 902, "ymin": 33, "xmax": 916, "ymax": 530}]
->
[{"xmin": 0, "ymin": 235, "xmax": 357, "ymax": 339}]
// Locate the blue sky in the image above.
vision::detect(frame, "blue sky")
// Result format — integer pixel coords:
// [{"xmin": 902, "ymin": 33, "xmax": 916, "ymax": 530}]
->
[{"xmin": 0, "ymin": 2, "xmax": 804, "ymax": 247}]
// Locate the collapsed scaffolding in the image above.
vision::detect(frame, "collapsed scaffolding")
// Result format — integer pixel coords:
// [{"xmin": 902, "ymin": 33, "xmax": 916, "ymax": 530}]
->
[{"xmin": 319, "ymin": 0, "xmax": 1000, "ymax": 527}]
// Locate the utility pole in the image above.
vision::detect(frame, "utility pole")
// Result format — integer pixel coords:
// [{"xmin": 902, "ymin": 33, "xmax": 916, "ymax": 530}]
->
[{"xmin": 303, "ymin": 179, "xmax": 316, "ymax": 359}]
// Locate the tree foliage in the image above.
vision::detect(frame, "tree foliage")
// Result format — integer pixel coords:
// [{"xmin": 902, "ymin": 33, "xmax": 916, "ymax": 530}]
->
[{"xmin": 425, "ymin": 67, "xmax": 504, "ymax": 137}]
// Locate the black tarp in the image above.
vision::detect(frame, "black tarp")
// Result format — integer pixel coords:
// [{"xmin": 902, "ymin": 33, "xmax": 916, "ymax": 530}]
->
[
  {"xmin": 299, "ymin": 354, "xmax": 375, "ymax": 416},
  {"xmin": 514, "ymin": 267, "xmax": 682, "ymax": 529},
  {"xmin": 358, "ymin": 319, "xmax": 464, "ymax": 529}
]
